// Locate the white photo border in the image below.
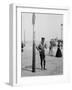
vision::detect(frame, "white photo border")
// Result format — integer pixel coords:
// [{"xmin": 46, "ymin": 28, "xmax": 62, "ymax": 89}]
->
[{"xmin": 9, "ymin": 4, "xmax": 70, "ymax": 86}]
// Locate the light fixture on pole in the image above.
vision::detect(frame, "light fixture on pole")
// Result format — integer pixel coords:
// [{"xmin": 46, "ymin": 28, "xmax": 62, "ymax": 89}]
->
[{"xmin": 61, "ymin": 24, "xmax": 63, "ymax": 40}]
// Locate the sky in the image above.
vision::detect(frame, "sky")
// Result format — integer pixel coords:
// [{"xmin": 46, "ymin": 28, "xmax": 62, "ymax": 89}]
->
[{"xmin": 22, "ymin": 12, "xmax": 63, "ymax": 43}]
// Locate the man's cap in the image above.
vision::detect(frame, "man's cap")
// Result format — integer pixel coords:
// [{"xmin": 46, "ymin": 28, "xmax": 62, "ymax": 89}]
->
[{"xmin": 41, "ymin": 37, "xmax": 45, "ymax": 40}]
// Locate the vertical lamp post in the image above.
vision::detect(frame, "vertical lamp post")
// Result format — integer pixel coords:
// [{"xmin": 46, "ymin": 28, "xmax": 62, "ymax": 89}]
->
[
  {"xmin": 32, "ymin": 13, "xmax": 36, "ymax": 72},
  {"xmin": 61, "ymin": 24, "xmax": 63, "ymax": 49},
  {"xmin": 24, "ymin": 30, "xmax": 25, "ymax": 46}
]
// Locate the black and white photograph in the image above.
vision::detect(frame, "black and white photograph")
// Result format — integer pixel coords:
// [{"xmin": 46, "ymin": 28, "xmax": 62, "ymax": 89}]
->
[
  {"xmin": 21, "ymin": 12, "xmax": 63, "ymax": 77},
  {"xmin": 8, "ymin": 3, "xmax": 71, "ymax": 86}
]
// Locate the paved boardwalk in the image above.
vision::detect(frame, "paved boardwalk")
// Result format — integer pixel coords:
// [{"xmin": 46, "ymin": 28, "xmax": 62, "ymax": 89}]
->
[{"xmin": 21, "ymin": 46, "xmax": 63, "ymax": 77}]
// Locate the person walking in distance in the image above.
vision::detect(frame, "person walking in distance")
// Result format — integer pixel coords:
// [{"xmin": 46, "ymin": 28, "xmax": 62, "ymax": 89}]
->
[
  {"xmin": 49, "ymin": 41, "xmax": 53, "ymax": 56},
  {"xmin": 56, "ymin": 41, "xmax": 62, "ymax": 57},
  {"xmin": 36, "ymin": 37, "xmax": 47, "ymax": 70}
]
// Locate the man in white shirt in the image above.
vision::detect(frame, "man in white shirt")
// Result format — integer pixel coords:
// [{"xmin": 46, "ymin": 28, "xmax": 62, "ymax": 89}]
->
[{"xmin": 36, "ymin": 37, "xmax": 47, "ymax": 70}]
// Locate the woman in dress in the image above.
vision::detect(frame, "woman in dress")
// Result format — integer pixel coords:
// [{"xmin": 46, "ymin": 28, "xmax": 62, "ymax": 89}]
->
[{"xmin": 56, "ymin": 42, "xmax": 62, "ymax": 57}]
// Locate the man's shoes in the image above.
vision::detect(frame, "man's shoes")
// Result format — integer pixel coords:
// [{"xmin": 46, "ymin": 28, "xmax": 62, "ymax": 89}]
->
[
  {"xmin": 44, "ymin": 68, "xmax": 47, "ymax": 70},
  {"xmin": 41, "ymin": 66, "xmax": 47, "ymax": 70}
]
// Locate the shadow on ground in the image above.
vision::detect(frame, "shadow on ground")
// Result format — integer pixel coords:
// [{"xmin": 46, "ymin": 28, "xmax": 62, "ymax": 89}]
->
[{"xmin": 22, "ymin": 65, "xmax": 41, "ymax": 72}]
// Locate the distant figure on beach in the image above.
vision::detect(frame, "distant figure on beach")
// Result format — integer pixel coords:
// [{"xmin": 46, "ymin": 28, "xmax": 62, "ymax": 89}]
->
[
  {"xmin": 49, "ymin": 41, "xmax": 53, "ymax": 56},
  {"xmin": 21, "ymin": 42, "xmax": 24, "ymax": 52},
  {"xmin": 56, "ymin": 42, "xmax": 62, "ymax": 57},
  {"xmin": 21, "ymin": 41, "xmax": 25, "ymax": 52},
  {"xmin": 36, "ymin": 37, "xmax": 47, "ymax": 70}
]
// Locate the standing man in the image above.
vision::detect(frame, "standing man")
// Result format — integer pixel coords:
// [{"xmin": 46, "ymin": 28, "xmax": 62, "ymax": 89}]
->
[{"xmin": 36, "ymin": 37, "xmax": 47, "ymax": 70}]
